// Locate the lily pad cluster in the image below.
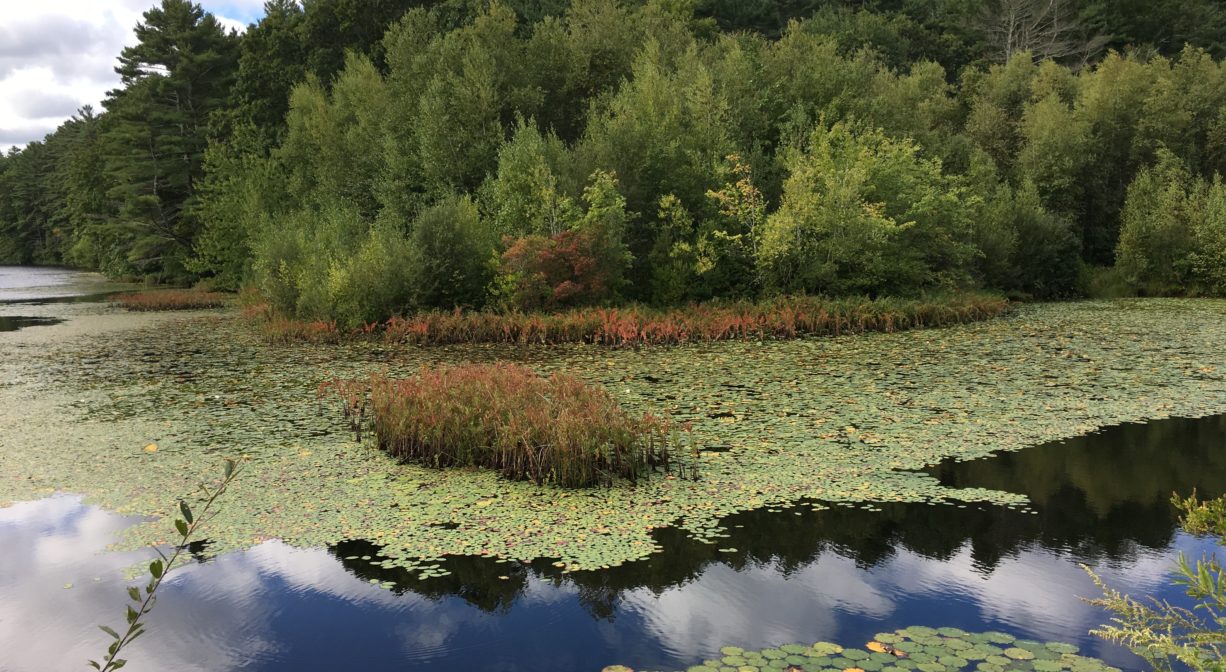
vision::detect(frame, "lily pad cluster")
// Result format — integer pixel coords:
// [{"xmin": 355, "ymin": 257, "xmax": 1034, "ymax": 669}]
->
[
  {"xmin": 0, "ymin": 299, "xmax": 1224, "ymax": 577},
  {"xmin": 617, "ymin": 626, "xmax": 1119, "ymax": 672}
]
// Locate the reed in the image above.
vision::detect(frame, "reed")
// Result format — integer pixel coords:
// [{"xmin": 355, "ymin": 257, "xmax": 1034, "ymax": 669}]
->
[
  {"xmin": 260, "ymin": 317, "xmax": 342, "ymax": 344},
  {"xmin": 113, "ymin": 290, "xmax": 230, "ymax": 312},
  {"xmin": 322, "ymin": 364, "xmax": 674, "ymax": 488},
  {"xmin": 380, "ymin": 294, "xmax": 1008, "ymax": 346}
]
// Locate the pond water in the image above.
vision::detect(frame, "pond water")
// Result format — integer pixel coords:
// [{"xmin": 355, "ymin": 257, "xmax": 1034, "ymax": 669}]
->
[
  {"xmin": 1, "ymin": 268, "xmax": 1224, "ymax": 672},
  {"xmin": 0, "ymin": 265, "xmax": 135, "ymax": 305},
  {"xmin": 2, "ymin": 416, "xmax": 1223, "ymax": 671},
  {"xmin": 0, "ymin": 315, "xmax": 63, "ymax": 331}
]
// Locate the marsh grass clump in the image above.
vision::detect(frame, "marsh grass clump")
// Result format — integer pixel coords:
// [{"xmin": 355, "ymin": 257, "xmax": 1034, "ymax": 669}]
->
[
  {"xmin": 329, "ymin": 364, "xmax": 675, "ymax": 488},
  {"xmin": 381, "ymin": 293, "xmax": 1008, "ymax": 346},
  {"xmin": 113, "ymin": 290, "xmax": 230, "ymax": 312},
  {"xmin": 260, "ymin": 316, "xmax": 343, "ymax": 344}
]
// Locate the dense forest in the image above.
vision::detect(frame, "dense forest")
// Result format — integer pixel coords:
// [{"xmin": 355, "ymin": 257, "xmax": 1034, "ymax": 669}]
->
[{"xmin": 3, "ymin": 0, "xmax": 1226, "ymax": 325}]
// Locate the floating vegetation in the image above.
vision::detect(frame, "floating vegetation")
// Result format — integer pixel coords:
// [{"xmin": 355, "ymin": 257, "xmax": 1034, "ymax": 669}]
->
[
  {"xmin": 112, "ymin": 290, "xmax": 230, "ymax": 312},
  {"xmin": 324, "ymin": 364, "xmax": 678, "ymax": 488},
  {"xmin": 0, "ymin": 299, "xmax": 1224, "ymax": 577},
  {"xmin": 376, "ymin": 293, "xmax": 1005, "ymax": 347},
  {"xmin": 604, "ymin": 627, "xmax": 1120, "ymax": 672}
]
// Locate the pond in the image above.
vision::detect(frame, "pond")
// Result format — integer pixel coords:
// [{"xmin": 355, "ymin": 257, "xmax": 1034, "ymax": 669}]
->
[
  {"xmin": 0, "ymin": 265, "xmax": 135, "ymax": 305},
  {"xmin": 3, "ymin": 415, "xmax": 1224, "ymax": 671},
  {"xmin": 1, "ymin": 269, "xmax": 1224, "ymax": 672}
]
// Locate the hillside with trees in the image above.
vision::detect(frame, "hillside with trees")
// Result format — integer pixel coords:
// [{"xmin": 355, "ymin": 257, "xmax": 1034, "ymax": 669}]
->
[{"xmin": 3, "ymin": 0, "xmax": 1226, "ymax": 326}]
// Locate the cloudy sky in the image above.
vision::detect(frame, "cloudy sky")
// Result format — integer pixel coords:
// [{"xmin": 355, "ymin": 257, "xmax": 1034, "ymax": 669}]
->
[{"xmin": 0, "ymin": 0, "xmax": 269, "ymax": 152}]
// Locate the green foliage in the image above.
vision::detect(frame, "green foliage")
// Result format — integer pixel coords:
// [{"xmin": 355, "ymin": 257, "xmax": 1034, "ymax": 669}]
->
[
  {"xmin": 280, "ymin": 55, "xmax": 390, "ymax": 218},
  {"xmin": 6, "ymin": 0, "xmax": 1226, "ymax": 307},
  {"xmin": 1114, "ymin": 150, "xmax": 1226, "ymax": 296},
  {"xmin": 480, "ymin": 118, "xmax": 576, "ymax": 237},
  {"xmin": 1189, "ymin": 179, "xmax": 1226, "ymax": 296},
  {"xmin": 1087, "ymin": 492, "xmax": 1226, "ymax": 672},
  {"xmin": 967, "ymin": 156, "xmax": 1081, "ymax": 298},
  {"xmin": 758, "ymin": 121, "xmax": 975, "ymax": 296},
  {"xmin": 407, "ymin": 194, "xmax": 497, "ymax": 309},
  {"xmin": 252, "ymin": 204, "xmax": 414, "ymax": 328},
  {"xmin": 190, "ymin": 124, "xmax": 290, "ymax": 289},
  {"xmin": 101, "ymin": 0, "xmax": 239, "ymax": 282}
]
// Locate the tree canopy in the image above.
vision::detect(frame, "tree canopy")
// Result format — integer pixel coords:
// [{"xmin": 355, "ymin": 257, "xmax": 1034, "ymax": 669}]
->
[{"xmin": 4, "ymin": 0, "xmax": 1226, "ymax": 322}]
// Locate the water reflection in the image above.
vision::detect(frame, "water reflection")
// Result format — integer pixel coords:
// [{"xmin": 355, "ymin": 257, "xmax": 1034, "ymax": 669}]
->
[
  {"xmin": 0, "ymin": 315, "xmax": 64, "ymax": 332},
  {"xmin": 2, "ymin": 415, "xmax": 1223, "ymax": 672},
  {"xmin": 0, "ymin": 265, "xmax": 136, "ymax": 304}
]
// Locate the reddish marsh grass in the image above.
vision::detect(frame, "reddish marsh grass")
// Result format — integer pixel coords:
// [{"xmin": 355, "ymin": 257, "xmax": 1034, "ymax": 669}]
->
[
  {"xmin": 323, "ymin": 364, "xmax": 675, "ymax": 488},
  {"xmin": 113, "ymin": 290, "xmax": 230, "ymax": 311},
  {"xmin": 261, "ymin": 317, "xmax": 341, "ymax": 344},
  {"xmin": 381, "ymin": 294, "xmax": 1008, "ymax": 346}
]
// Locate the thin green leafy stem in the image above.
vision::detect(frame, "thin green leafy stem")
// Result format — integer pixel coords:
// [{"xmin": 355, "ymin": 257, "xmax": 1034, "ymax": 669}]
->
[{"xmin": 88, "ymin": 459, "xmax": 240, "ymax": 672}]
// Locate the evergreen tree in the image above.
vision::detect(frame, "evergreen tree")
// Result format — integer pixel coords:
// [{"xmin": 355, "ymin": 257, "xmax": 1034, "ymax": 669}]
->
[{"xmin": 101, "ymin": 0, "xmax": 238, "ymax": 279}]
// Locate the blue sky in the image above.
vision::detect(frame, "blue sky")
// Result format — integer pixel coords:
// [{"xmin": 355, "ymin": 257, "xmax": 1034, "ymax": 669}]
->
[{"xmin": 1, "ymin": 1, "xmax": 271, "ymax": 151}]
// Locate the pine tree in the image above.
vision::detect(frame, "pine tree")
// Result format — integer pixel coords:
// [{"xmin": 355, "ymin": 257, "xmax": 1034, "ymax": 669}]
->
[{"xmin": 101, "ymin": 0, "xmax": 238, "ymax": 279}]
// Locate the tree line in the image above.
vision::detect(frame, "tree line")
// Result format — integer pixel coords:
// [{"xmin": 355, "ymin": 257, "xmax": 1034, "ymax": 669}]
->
[{"xmin": 2, "ymin": 0, "xmax": 1226, "ymax": 325}]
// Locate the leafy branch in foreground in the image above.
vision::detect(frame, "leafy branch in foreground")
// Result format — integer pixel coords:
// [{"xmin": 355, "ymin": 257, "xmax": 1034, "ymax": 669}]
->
[
  {"xmin": 1083, "ymin": 492, "xmax": 1226, "ymax": 672},
  {"xmin": 89, "ymin": 459, "xmax": 241, "ymax": 671}
]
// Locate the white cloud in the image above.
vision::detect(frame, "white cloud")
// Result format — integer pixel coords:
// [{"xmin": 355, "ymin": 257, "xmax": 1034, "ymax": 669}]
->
[{"xmin": 0, "ymin": 1, "xmax": 261, "ymax": 152}]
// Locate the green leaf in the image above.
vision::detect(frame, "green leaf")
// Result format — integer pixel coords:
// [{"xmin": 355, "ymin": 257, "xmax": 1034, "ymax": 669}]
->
[
  {"xmin": 224, "ymin": 459, "xmax": 235, "ymax": 479},
  {"xmin": 126, "ymin": 605, "xmax": 139, "ymax": 625},
  {"xmin": 149, "ymin": 560, "xmax": 164, "ymax": 579},
  {"xmin": 88, "ymin": 661, "xmax": 101, "ymax": 670},
  {"xmin": 98, "ymin": 625, "xmax": 120, "ymax": 640},
  {"xmin": 179, "ymin": 500, "xmax": 193, "ymax": 524},
  {"xmin": 174, "ymin": 519, "xmax": 188, "ymax": 538},
  {"xmin": 111, "ymin": 659, "xmax": 127, "ymax": 670},
  {"xmin": 127, "ymin": 587, "xmax": 140, "ymax": 602}
]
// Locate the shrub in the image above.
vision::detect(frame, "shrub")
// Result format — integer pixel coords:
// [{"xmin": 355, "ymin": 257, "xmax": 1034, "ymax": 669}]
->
[
  {"xmin": 1189, "ymin": 176, "xmax": 1226, "ymax": 295},
  {"xmin": 757, "ymin": 121, "xmax": 976, "ymax": 296},
  {"xmin": 1116, "ymin": 151, "xmax": 1226, "ymax": 296},
  {"xmin": 329, "ymin": 364, "xmax": 674, "ymax": 488},
  {"xmin": 1086, "ymin": 492, "xmax": 1226, "ymax": 671},
  {"xmin": 252, "ymin": 205, "xmax": 415, "ymax": 328},
  {"xmin": 113, "ymin": 290, "xmax": 230, "ymax": 311},
  {"xmin": 493, "ymin": 170, "xmax": 632, "ymax": 311},
  {"xmin": 407, "ymin": 194, "xmax": 497, "ymax": 310},
  {"xmin": 1116, "ymin": 151, "xmax": 1199, "ymax": 294},
  {"xmin": 1079, "ymin": 265, "xmax": 1135, "ymax": 299}
]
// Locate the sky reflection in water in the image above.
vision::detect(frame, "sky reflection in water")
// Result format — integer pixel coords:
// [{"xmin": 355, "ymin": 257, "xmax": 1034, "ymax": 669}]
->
[{"xmin": 2, "ymin": 416, "xmax": 1223, "ymax": 672}]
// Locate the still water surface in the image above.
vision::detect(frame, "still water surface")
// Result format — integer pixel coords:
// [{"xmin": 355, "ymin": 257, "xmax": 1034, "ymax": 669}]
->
[
  {"xmin": 0, "ymin": 265, "xmax": 134, "ymax": 305},
  {"xmin": 2, "ymin": 415, "xmax": 1223, "ymax": 671}
]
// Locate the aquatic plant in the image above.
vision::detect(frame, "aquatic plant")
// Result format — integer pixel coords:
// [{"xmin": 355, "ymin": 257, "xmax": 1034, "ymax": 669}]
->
[
  {"xmin": 6, "ymin": 300, "xmax": 1225, "ymax": 578},
  {"xmin": 90, "ymin": 459, "xmax": 240, "ymax": 672},
  {"xmin": 604, "ymin": 626, "xmax": 1120, "ymax": 672},
  {"xmin": 326, "ymin": 364, "xmax": 677, "ymax": 487},
  {"xmin": 1085, "ymin": 492, "xmax": 1226, "ymax": 671},
  {"xmin": 379, "ymin": 293, "xmax": 1008, "ymax": 347},
  {"xmin": 260, "ymin": 316, "xmax": 342, "ymax": 344},
  {"xmin": 112, "ymin": 290, "xmax": 230, "ymax": 312}
]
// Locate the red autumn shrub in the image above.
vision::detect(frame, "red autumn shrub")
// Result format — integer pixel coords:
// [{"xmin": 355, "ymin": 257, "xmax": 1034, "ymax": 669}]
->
[{"xmin": 497, "ymin": 229, "xmax": 619, "ymax": 311}]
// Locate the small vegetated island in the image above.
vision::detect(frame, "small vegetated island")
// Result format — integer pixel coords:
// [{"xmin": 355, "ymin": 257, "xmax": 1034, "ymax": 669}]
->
[{"xmin": 2, "ymin": 0, "xmax": 1226, "ymax": 670}]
